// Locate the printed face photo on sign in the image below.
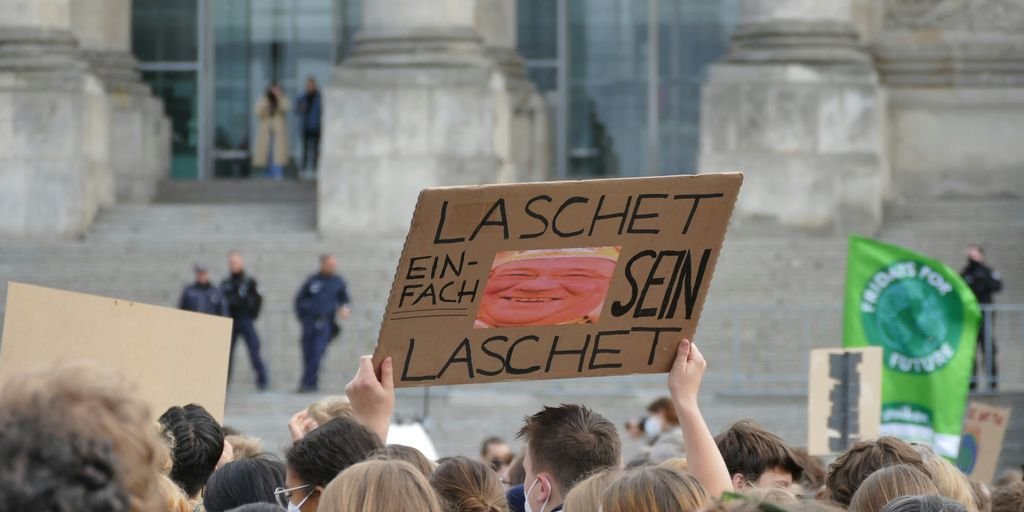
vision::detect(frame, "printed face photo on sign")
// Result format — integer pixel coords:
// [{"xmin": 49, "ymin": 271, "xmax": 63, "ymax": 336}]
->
[{"xmin": 475, "ymin": 247, "xmax": 621, "ymax": 328}]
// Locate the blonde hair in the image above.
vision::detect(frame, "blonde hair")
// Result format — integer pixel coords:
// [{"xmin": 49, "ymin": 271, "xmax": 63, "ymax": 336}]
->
[
  {"xmin": 921, "ymin": 452, "xmax": 979, "ymax": 512},
  {"xmin": 306, "ymin": 396, "xmax": 354, "ymax": 427},
  {"xmin": 158, "ymin": 474, "xmax": 191, "ymax": 512},
  {"xmin": 320, "ymin": 459, "xmax": 443, "ymax": 512},
  {"xmin": 602, "ymin": 466, "xmax": 709, "ymax": 512},
  {"xmin": 849, "ymin": 464, "xmax": 941, "ymax": 512},
  {"xmin": 661, "ymin": 457, "xmax": 690, "ymax": 474},
  {"xmin": 225, "ymin": 434, "xmax": 265, "ymax": 460},
  {"xmin": 744, "ymin": 487, "xmax": 800, "ymax": 506},
  {"xmin": 564, "ymin": 468, "xmax": 623, "ymax": 512}
]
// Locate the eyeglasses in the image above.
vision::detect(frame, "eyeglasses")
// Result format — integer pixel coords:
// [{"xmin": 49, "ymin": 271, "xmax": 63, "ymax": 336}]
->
[{"xmin": 274, "ymin": 484, "xmax": 313, "ymax": 510}]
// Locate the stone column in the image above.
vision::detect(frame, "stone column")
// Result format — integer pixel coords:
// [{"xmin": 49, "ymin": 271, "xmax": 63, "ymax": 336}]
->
[
  {"xmin": 874, "ymin": 0, "xmax": 1024, "ymax": 199},
  {"xmin": 70, "ymin": 0, "xmax": 171, "ymax": 203},
  {"xmin": 318, "ymin": 0, "xmax": 550, "ymax": 235},
  {"xmin": 699, "ymin": 0, "xmax": 889, "ymax": 234},
  {"xmin": 0, "ymin": 0, "xmax": 111, "ymax": 237}
]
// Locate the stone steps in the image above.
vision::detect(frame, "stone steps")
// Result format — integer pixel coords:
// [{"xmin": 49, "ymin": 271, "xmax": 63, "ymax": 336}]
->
[
  {"xmin": 2, "ymin": 194, "xmax": 1023, "ymax": 474},
  {"xmin": 155, "ymin": 180, "xmax": 317, "ymax": 204}
]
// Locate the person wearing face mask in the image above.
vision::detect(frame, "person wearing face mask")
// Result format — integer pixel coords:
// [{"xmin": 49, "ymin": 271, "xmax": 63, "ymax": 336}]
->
[
  {"xmin": 505, "ymin": 404, "xmax": 621, "ymax": 512},
  {"xmin": 645, "ymin": 397, "xmax": 685, "ymax": 464}
]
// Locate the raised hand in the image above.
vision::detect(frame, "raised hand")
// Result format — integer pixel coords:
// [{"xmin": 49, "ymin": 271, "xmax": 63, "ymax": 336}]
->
[{"xmin": 345, "ymin": 355, "xmax": 395, "ymax": 443}]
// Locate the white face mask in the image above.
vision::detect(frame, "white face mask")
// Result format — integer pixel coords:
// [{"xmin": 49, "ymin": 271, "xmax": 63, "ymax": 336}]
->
[
  {"xmin": 289, "ymin": 489, "xmax": 314, "ymax": 512},
  {"xmin": 524, "ymin": 476, "xmax": 551, "ymax": 512},
  {"xmin": 644, "ymin": 416, "xmax": 663, "ymax": 439}
]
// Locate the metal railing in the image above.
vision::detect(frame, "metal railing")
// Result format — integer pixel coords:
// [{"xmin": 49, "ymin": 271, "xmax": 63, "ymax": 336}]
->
[{"xmin": 697, "ymin": 304, "xmax": 1024, "ymax": 394}]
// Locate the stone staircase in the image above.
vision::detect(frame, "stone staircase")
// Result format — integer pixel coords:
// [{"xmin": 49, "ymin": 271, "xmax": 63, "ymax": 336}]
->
[{"xmin": 1, "ymin": 183, "xmax": 1021, "ymax": 472}]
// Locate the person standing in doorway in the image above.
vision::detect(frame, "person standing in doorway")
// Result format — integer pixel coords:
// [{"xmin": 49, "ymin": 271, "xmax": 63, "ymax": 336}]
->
[
  {"xmin": 179, "ymin": 263, "xmax": 229, "ymax": 317},
  {"xmin": 221, "ymin": 250, "xmax": 269, "ymax": 390},
  {"xmin": 253, "ymin": 82, "xmax": 290, "ymax": 180},
  {"xmin": 295, "ymin": 76, "xmax": 322, "ymax": 176},
  {"xmin": 961, "ymin": 244, "xmax": 1003, "ymax": 391},
  {"xmin": 293, "ymin": 255, "xmax": 352, "ymax": 393}
]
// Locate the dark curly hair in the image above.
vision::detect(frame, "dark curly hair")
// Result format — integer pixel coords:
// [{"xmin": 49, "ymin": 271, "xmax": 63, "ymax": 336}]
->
[
  {"xmin": 0, "ymin": 364, "xmax": 167, "ymax": 512},
  {"xmin": 285, "ymin": 417, "xmax": 382, "ymax": 487}
]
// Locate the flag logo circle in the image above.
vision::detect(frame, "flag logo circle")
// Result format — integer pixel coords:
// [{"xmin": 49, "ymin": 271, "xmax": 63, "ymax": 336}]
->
[{"xmin": 860, "ymin": 261, "xmax": 963, "ymax": 374}]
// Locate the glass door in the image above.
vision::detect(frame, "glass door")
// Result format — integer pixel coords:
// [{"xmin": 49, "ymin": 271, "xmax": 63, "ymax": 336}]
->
[
  {"xmin": 134, "ymin": 0, "xmax": 202, "ymax": 180},
  {"xmin": 212, "ymin": 0, "xmax": 340, "ymax": 179}
]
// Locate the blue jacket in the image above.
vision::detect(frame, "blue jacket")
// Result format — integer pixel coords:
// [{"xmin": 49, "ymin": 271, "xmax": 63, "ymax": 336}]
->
[
  {"xmin": 296, "ymin": 91, "xmax": 322, "ymax": 132},
  {"xmin": 294, "ymin": 272, "xmax": 350, "ymax": 322},
  {"xmin": 179, "ymin": 282, "xmax": 228, "ymax": 316}
]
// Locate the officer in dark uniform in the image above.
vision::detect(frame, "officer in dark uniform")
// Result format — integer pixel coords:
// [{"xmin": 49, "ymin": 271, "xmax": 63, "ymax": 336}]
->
[
  {"xmin": 179, "ymin": 263, "xmax": 228, "ymax": 317},
  {"xmin": 294, "ymin": 254, "xmax": 351, "ymax": 392},
  {"xmin": 961, "ymin": 245, "xmax": 1003, "ymax": 391},
  {"xmin": 221, "ymin": 250, "xmax": 269, "ymax": 390}
]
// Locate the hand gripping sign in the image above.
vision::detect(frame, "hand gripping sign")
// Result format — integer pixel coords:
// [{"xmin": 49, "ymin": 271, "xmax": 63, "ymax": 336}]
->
[{"xmin": 372, "ymin": 173, "xmax": 742, "ymax": 387}]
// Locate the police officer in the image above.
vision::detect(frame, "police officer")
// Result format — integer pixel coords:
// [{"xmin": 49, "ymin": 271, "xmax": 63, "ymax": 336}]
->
[
  {"xmin": 961, "ymin": 244, "xmax": 1003, "ymax": 391},
  {"xmin": 221, "ymin": 250, "xmax": 269, "ymax": 390},
  {"xmin": 179, "ymin": 263, "xmax": 228, "ymax": 317},
  {"xmin": 294, "ymin": 254, "xmax": 351, "ymax": 392}
]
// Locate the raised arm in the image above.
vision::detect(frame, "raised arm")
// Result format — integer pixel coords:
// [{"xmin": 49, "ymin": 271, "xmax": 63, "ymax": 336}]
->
[
  {"xmin": 345, "ymin": 355, "xmax": 395, "ymax": 443},
  {"xmin": 668, "ymin": 339, "xmax": 733, "ymax": 499}
]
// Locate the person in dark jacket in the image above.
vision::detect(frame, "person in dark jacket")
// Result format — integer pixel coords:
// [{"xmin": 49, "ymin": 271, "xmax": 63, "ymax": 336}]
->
[
  {"xmin": 295, "ymin": 76, "xmax": 322, "ymax": 174},
  {"xmin": 221, "ymin": 250, "xmax": 269, "ymax": 390},
  {"xmin": 179, "ymin": 264, "xmax": 228, "ymax": 317},
  {"xmin": 961, "ymin": 244, "xmax": 1003, "ymax": 391},
  {"xmin": 294, "ymin": 254, "xmax": 351, "ymax": 393}
]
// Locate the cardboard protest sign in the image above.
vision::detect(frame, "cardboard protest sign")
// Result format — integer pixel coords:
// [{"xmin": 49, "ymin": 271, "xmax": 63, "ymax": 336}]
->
[
  {"xmin": 372, "ymin": 173, "xmax": 742, "ymax": 387},
  {"xmin": 957, "ymin": 402, "xmax": 1012, "ymax": 483},
  {"xmin": 808, "ymin": 347, "xmax": 882, "ymax": 455},
  {"xmin": 0, "ymin": 283, "xmax": 232, "ymax": 421}
]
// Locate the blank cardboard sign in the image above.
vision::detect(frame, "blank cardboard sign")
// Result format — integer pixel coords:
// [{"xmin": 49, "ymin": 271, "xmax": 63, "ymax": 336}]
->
[
  {"xmin": 957, "ymin": 402, "xmax": 1012, "ymax": 484},
  {"xmin": 373, "ymin": 173, "xmax": 742, "ymax": 387},
  {"xmin": 808, "ymin": 347, "xmax": 882, "ymax": 456},
  {"xmin": 0, "ymin": 283, "xmax": 232, "ymax": 421}
]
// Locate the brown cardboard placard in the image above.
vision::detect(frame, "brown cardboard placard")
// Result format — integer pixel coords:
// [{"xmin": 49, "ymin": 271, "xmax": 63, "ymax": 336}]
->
[
  {"xmin": 0, "ymin": 283, "xmax": 233, "ymax": 421},
  {"xmin": 372, "ymin": 173, "xmax": 742, "ymax": 387},
  {"xmin": 807, "ymin": 347, "xmax": 882, "ymax": 455},
  {"xmin": 958, "ymin": 401, "xmax": 1012, "ymax": 484}
]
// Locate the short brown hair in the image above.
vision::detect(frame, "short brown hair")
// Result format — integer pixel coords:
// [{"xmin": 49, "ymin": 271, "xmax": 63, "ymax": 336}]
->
[
  {"xmin": 991, "ymin": 481, "xmax": 1024, "ymax": 512},
  {"xmin": 826, "ymin": 437, "xmax": 928, "ymax": 506},
  {"xmin": 430, "ymin": 456, "xmax": 507, "ymax": 512},
  {"xmin": 715, "ymin": 420, "xmax": 804, "ymax": 484},
  {"xmin": 794, "ymin": 447, "xmax": 827, "ymax": 491},
  {"xmin": 601, "ymin": 466, "xmax": 708, "ymax": 512},
  {"xmin": 849, "ymin": 464, "xmax": 941, "ymax": 512},
  {"xmin": 320, "ymin": 459, "xmax": 442, "ymax": 512},
  {"xmin": 516, "ymin": 404, "xmax": 620, "ymax": 494},
  {"xmin": 647, "ymin": 397, "xmax": 680, "ymax": 426}
]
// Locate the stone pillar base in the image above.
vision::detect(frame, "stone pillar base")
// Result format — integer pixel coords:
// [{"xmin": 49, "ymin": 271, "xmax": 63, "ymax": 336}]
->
[
  {"xmin": 318, "ymin": 28, "xmax": 548, "ymax": 236},
  {"xmin": 889, "ymin": 88, "xmax": 1024, "ymax": 200},
  {"xmin": 84, "ymin": 50, "xmax": 171, "ymax": 203},
  {"xmin": 700, "ymin": 63, "xmax": 888, "ymax": 234}
]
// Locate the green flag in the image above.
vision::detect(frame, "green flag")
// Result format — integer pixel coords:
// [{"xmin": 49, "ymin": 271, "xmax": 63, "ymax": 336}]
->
[{"xmin": 843, "ymin": 236, "xmax": 980, "ymax": 458}]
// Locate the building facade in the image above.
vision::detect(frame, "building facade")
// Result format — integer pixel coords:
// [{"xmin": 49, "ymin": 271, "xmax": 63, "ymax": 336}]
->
[{"xmin": 1, "ymin": 0, "xmax": 1021, "ymax": 237}]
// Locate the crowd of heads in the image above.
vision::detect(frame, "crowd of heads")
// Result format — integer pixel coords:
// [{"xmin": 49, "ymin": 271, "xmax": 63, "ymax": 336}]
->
[{"xmin": 0, "ymin": 339, "xmax": 1021, "ymax": 512}]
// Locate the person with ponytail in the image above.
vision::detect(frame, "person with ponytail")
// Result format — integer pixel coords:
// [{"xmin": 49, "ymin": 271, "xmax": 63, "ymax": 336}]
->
[{"xmin": 430, "ymin": 456, "xmax": 509, "ymax": 512}]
